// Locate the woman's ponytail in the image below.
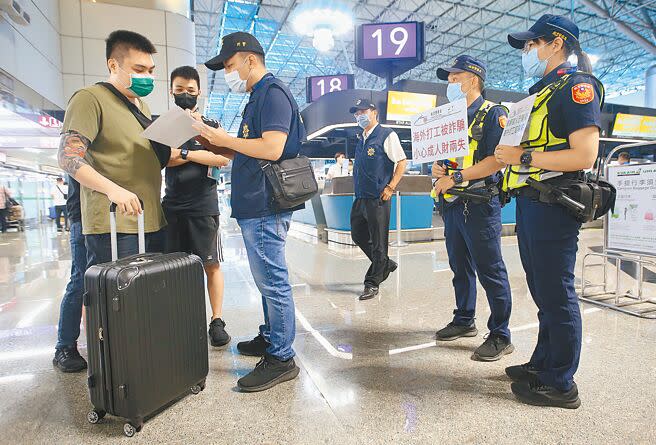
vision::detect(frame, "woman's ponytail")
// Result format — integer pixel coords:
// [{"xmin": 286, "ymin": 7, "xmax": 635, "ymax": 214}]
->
[{"xmin": 575, "ymin": 46, "xmax": 593, "ymax": 73}]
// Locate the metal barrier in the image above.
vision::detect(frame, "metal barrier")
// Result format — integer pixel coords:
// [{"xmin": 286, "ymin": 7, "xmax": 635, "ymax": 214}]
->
[{"xmin": 579, "ymin": 141, "xmax": 656, "ymax": 318}]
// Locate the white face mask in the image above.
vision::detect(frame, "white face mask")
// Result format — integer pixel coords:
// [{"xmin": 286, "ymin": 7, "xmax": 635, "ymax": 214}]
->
[{"xmin": 224, "ymin": 58, "xmax": 251, "ymax": 93}]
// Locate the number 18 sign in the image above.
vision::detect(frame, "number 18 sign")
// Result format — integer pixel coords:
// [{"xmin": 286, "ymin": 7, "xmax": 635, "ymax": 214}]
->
[{"xmin": 306, "ymin": 74, "xmax": 355, "ymax": 103}]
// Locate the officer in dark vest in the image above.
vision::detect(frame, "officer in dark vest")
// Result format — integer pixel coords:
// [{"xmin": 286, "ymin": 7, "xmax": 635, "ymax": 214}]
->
[
  {"xmin": 432, "ymin": 55, "xmax": 514, "ymax": 362},
  {"xmin": 349, "ymin": 99, "xmax": 408, "ymax": 301},
  {"xmin": 196, "ymin": 31, "xmax": 306, "ymax": 392}
]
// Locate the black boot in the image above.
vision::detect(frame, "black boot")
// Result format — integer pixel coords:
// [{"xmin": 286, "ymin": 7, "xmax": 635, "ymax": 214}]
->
[
  {"xmin": 236, "ymin": 333, "xmax": 270, "ymax": 357},
  {"xmin": 53, "ymin": 345, "xmax": 87, "ymax": 373},
  {"xmin": 237, "ymin": 353, "xmax": 300, "ymax": 392},
  {"xmin": 208, "ymin": 318, "xmax": 231, "ymax": 348}
]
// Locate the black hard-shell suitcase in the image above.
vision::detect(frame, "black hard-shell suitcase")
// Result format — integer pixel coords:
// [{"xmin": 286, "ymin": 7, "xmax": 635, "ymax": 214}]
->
[{"xmin": 83, "ymin": 205, "xmax": 208, "ymax": 437}]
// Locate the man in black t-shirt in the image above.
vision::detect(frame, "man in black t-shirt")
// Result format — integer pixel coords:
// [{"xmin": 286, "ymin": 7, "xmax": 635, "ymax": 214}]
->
[{"xmin": 164, "ymin": 66, "xmax": 231, "ymax": 347}]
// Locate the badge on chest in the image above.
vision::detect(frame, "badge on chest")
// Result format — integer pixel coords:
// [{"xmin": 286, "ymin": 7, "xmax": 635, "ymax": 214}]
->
[{"xmin": 367, "ymin": 147, "xmax": 375, "ymax": 157}]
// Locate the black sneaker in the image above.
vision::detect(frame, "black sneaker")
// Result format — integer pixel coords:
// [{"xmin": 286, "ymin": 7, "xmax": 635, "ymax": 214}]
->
[
  {"xmin": 505, "ymin": 362, "xmax": 539, "ymax": 383},
  {"xmin": 359, "ymin": 286, "xmax": 379, "ymax": 301},
  {"xmin": 208, "ymin": 318, "xmax": 231, "ymax": 348},
  {"xmin": 435, "ymin": 322, "xmax": 478, "ymax": 341},
  {"xmin": 237, "ymin": 333, "xmax": 270, "ymax": 357},
  {"xmin": 53, "ymin": 345, "xmax": 87, "ymax": 373},
  {"xmin": 511, "ymin": 378, "xmax": 581, "ymax": 409},
  {"xmin": 382, "ymin": 260, "xmax": 398, "ymax": 282},
  {"xmin": 472, "ymin": 334, "xmax": 515, "ymax": 362},
  {"xmin": 237, "ymin": 353, "xmax": 300, "ymax": 393}
]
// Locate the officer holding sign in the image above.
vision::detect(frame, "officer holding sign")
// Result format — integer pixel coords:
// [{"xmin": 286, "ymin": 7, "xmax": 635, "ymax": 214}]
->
[
  {"xmin": 350, "ymin": 99, "xmax": 407, "ymax": 301},
  {"xmin": 495, "ymin": 14, "xmax": 604, "ymax": 409},
  {"xmin": 432, "ymin": 56, "xmax": 514, "ymax": 362}
]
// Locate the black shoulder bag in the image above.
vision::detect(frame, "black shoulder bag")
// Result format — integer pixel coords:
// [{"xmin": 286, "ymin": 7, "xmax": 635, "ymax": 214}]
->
[
  {"xmin": 254, "ymin": 82, "xmax": 317, "ymax": 209},
  {"xmin": 97, "ymin": 82, "xmax": 171, "ymax": 169}
]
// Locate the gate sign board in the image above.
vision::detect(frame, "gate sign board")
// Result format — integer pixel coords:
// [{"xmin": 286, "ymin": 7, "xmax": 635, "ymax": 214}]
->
[
  {"xmin": 607, "ymin": 163, "xmax": 656, "ymax": 256},
  {"xmin": 410, "ymin": 98, "xmax": 469, "ymax": 164},
  {"xmin": 306, "ymin": 74, "xmax": 354, "ymax": 103}
]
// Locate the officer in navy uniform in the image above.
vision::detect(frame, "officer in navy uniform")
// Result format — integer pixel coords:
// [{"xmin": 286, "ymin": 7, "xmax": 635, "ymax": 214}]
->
[
  {"xmin": 495, "ymin": 14, "xmax": 604, "ymax": 409},
  {"xmin": 349, "ymin": 99, "xmax": 408, "ymax": 301},
  {"xmin": 196, "ymin": 32, "xmax": 306, "ymax": 392},
  {"xmin": 432, "ymin": 56, "xmax": 514, "ymax": 362}
]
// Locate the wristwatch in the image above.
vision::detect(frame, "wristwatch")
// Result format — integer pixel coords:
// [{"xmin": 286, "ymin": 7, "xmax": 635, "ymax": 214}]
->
[
  {"xmin": 452, "ymin": 170, "xmax": 464, "ymax": 185},
  {"xmin": 520, "ymin": 151, "xmax": 532, "ymax": 167},
  {"xmin": 181, "ymin": 147, "xmax": 189, "ymax": 160}
]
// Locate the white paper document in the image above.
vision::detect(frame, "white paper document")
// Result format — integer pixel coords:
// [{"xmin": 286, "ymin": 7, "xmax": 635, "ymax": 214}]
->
[
  {"xmin": 410, "ymin": 98, "xmax": 469, "ymax": 164},
  {"xmin": 499, "ymin": 94, "xmax": 537, "ymax": 146},
  {"xmin": 141, "ymin": 106, "xmax": 200, "ymax": 148}
]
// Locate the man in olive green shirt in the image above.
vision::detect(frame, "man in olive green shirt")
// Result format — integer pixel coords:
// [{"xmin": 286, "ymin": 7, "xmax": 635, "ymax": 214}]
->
[{"xmin": 58, "ymin": 30, "xmax": 179, "ymax": 265}]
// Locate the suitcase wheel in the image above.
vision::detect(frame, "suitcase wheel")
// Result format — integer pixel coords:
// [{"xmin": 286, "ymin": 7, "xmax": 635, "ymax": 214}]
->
[
  {"xmin": 123, "ymin": 422, "xmax": 142, "ymax": 437},
  {"xmin": 86, "ymin": 409, "xmax": 106, "ymax": 424},
  {"xmin": 191, "ymin": 384, "xmax": 202, "ymax": 395}
]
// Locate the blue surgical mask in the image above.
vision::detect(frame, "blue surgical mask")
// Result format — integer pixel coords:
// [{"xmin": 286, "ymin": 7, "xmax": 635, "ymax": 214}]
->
[
  {"xmin": 446, "ymin": 82, "xmax": 465, "ymax": 103},
  {"xmin": 522, "ymin": 47, "xmax": 549, "ymax": 79},
  {"xmin": 356, "ymin": 114, "xmax": 370, "ymax": 129}
]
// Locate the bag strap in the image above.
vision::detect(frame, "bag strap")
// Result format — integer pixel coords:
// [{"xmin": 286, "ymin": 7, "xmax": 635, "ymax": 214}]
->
[{"xmin": 97, "ymin": 82, "xmax": 170, "ymax": 168}]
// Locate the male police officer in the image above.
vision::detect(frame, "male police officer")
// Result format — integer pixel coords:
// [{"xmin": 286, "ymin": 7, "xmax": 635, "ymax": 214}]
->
[
  {"xmin": 432, "ymin": 56, "xmax": 514, "ymax": 361},
  {"xmin": 350, "ymin": 99, "xmax": 407, "ymax": 301},
  {"xmin": 195, "ymin": 32, "xmax": 305, "ymax": 392}
]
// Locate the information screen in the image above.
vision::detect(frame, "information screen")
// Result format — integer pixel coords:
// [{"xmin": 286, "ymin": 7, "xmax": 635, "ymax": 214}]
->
[
  {"xmin": 306, "ymin": 74, "xmax": 354, "ymax": 103},
  {"xmin": 612, "ymin": 113, "xmax": 656, "ymax": 139},
  {"xmin": 361, "ymin": 22, "xmax": 418, "ymax": 60},
  {"xmin": 386, "ymin": 90, "xmax": 436, "ymax": 124}
]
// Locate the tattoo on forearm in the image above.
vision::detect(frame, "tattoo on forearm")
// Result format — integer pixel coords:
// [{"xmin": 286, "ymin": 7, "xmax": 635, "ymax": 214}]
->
[{"xmin": 57, "ymin": 131, "xmax": 91, "ymax": 177}]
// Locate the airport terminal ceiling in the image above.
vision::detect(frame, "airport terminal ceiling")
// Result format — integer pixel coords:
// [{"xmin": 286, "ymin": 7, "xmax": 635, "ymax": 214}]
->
[{"xmin": 193, "ymin": 0, "xmax": 656, "ymax": 133}]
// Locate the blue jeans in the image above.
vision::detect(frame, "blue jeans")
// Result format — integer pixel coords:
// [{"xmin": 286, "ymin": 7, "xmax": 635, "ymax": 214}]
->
[
  {"xmin": 56, "ymin": 221, "xmax": 87, "ymax": 349},
  {"xmin": 238, "ymin": 212, "xmax": 295, "ymax": 361},
  {"xmin": 85, "ymin": 229, "xmax": 165, "ymax": 267}
]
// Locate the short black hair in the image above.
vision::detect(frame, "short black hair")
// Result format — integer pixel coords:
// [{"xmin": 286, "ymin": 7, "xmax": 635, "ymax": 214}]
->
[
  {"xmin": 243, "ymin": 51, "xmax": 265, "ymax": 65},
  {"xmin": 619, "ymin": 152, "xmax": 630, "ymax": 160},
  {"xmin": 106, "ymin": 30, "xmax": 157, "ymax": 61},
  {"xmin": 170, "ymin": 66, "xmax": 200, "ymax": 89}
]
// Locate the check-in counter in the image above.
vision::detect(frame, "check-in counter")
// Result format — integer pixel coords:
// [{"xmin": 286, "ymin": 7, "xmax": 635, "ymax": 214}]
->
[{"xmin": 320, "ymin": 175, "xmax": 435, "ymax": 246}]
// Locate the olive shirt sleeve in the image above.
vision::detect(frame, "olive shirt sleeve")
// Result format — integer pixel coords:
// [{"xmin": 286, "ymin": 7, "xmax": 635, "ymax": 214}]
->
[
  {"xmin": 478, "ymin": 105, "xmax": 509, "ymax": 158},
  {"xmin": 61, "ymin": 89, "xmax": 101, "ymax": 144},
  {"xmin": 549, "ymin": 74, "xmax": 602, "ymax": 138}
]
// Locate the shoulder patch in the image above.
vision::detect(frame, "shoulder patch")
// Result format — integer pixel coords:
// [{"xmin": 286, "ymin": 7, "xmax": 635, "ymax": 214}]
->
[
  {"xmin": 498, "ymin": 115, "xmax": 508, "ymax": 129},
  {"xmin": 572, "ymin": 83, "xmax": 594, "ymax": 104}
]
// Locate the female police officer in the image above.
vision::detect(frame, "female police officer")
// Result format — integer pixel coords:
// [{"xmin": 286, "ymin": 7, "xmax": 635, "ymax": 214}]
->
[{"xmin": 495, "ymin": 14, "xmax": 604, "ymax": 409}]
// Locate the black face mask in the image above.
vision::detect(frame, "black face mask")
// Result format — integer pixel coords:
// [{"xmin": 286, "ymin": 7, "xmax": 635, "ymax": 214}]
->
[{"xmin": 173, "ymin": 92, "xmax": 198, "ymax": 110}]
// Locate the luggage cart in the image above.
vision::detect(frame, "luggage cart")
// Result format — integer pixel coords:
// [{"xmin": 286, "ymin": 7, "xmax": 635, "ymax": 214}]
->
[
  {"xmin": 5, "ymin": 200, "xmax": 25, "ymax": 232},
  {"xmin": 579, "ymin": 142, "xmax": 656, "ymax": 318}
]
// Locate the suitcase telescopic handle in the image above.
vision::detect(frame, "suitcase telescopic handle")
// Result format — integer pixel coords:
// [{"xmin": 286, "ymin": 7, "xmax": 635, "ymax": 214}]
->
[{"xmin": 109, "ymin": 199, "xmax": 145, "ymax": 261}]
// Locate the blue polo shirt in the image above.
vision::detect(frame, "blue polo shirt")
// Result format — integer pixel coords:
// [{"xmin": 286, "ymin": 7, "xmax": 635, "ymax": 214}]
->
[{"xmin": 231, "ymin": 73, "xmax": 304, "ymax": 219}]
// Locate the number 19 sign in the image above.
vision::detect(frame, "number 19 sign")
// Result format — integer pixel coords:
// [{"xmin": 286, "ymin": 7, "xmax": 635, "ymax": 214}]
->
[
  {"xmin": 306, "ymin": 74, "xmax": 355, "ymax": 103},
  {"xmin": 361, "ymin": 22, "xmax": 418, "ymax": 60}
]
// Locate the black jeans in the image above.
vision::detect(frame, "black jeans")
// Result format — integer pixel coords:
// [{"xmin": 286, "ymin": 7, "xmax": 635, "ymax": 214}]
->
[
  {"xmin": 350, "ymin": 198, "xmax": 392, "ymax": 287},
  {"xmin": 0, "ymin": 208, "xmax": 7, "ymax": 232},
  {"xmin": 55, "ymin": 205, "xmax": 68, "ymax": 229}
]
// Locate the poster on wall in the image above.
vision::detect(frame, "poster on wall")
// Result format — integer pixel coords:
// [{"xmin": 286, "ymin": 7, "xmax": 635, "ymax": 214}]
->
[{"xmin": 607, "ymin": 164, "xmax": 656, "ymax": 256}]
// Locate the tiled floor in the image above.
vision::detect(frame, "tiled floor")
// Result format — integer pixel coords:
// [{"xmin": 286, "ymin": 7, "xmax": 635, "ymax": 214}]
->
[{"xmin": 0, "ymin": 221, "xmax": 655, "ymax": 444}]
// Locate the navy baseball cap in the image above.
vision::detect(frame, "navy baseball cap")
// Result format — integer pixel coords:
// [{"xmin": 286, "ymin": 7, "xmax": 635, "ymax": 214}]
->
[
  {"xmin": 436, "ymin": 55, "xmax": 486, "ymax": 81},
  {"xmin": 205, "ymin": 32, "xmax": 265, "ymax": 71},
  {"xmin": 508, "ymin": 14, "xmax": 580, "ymax": 50},
  {"xmin": 349, "ymin": 98, "xmax": 376, "ymax": 114}
]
